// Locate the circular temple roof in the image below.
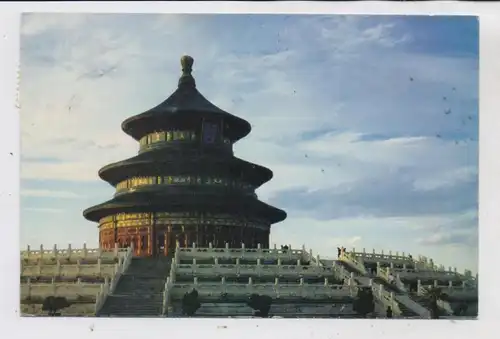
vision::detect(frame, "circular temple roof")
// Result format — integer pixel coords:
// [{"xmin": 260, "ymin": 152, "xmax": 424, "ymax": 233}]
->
[{"xmin": 121, "ymin": 56, "xmax": 251, "ymax": 141}]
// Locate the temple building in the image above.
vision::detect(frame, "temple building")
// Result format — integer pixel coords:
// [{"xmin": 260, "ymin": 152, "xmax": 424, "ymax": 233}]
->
[{"xmin": 83, "ymin": 56, "xmax": 287, "ymax": 257}]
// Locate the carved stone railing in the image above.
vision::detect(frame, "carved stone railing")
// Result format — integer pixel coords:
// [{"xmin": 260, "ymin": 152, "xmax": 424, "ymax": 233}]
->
[
  {"xmin": 376, "ymin": 266, "xmax": 407, "ymax": 292},
  {"xmin": 348, "ymin": 248, "xmax": 413, "ymax": 264},
  {"xmin": 417, "ymin": 280, "xmax": 477, "ymax": 299},
  {"xmin": 173, "ymin": 261, "xmax": 339, "ymax": 278},
  {"xmin": 94, "ymin": 246, "xmax": 133, "ymax": 315},
  {"xmin": 21, "ymin": 243, "xmax": 128, "ymax": 262},
  {"xmin": 340, "ymin": 252, "xmax": 367, "ymax": 275},
  {"xmin": 162, "ymin": 277, "xmax": 172, "ymax": 316},
  {"xmin": 176, "ymin": 242, "xmax": 303, "ymax": 261},
  {"xmin": 21, "ymin": 261, "xmax": 116, "ymax": 278},
  {"xmin": 301, "ymin": 244, "xmax": 322, "ymax": 266},
  {"xmin": 376, "ymin": 284, "xmax": 403, "ymax": 316},
  {"xmin": 388, "ymin": 266, "xmax": 462, "ymax": 281},
  {"xmin": 21, "ymin": 279, "xmax": 103, "ymax": 300},
  {"xmin": 168, "ymin": 277, "xmax": 362, "ymax": 300}
]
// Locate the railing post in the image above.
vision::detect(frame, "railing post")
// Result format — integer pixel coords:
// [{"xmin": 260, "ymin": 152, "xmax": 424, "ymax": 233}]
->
[
  {"xmin": 209, "ymin": 242, "xmax": 212, "ymax": 249},
  {"xmin": 324, "ymin": 277, "xmax": 329, "ymax": 286},
  {"xmin": 434, "ymin": 280, "xmax": 438, "ymax": 287},
  {"xmin": 53, "ymin": 244, "xmax": 57, "ymax": 258},
  {"xmin": 40, "ymin": 244, "xmax": 44, "ymax": 259},
  {"xmin": 235, "ymin": 258, "xmax": 239, "ymax": 265},
  {"xmin": 277, "ymin": 258, "xmax": 281, "ymax": 266},
  {"xmin": 83, "ymin": 243, "xmax": 87, "ymax": 257},
  {"xmin": 76, "ymin": 259, "xmax": 81, "ymax": 276},
  {"xmin": 97, "ymin": 258, "xmax": 101, "ymax": 274},
  {"xmin": 417, "ymin": 279, "xmax": 421, "ymax": 295},
  {"xmin": 316, "ymin": 255, "xmax": 320, "ymax": 266},
  {"xmin": 68, "ymin": 243, "xmax": 72, "ymax": 257},
  {"xmin": 275, "ymin": 277, "xmax": 279, "ymax": 285},
  {"xmin": 296, "ymin": 259, "xmax": 301, "ymax": 266},
  {"xmin": 379, "ymin": 284, "xmax": 383, "ymax": 298},
  {"xmin": 192, "ymin": 242, "xmax": 196, "ymax": 249}
]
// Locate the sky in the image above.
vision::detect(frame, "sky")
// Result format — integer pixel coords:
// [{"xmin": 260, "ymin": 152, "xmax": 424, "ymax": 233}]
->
[{"xmin": 19, "ymin": 14, "xmax": 479, "ymax": 273}]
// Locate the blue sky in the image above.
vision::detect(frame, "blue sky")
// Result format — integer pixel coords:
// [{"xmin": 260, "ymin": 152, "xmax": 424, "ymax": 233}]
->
[{"xmin": 19, "ymin": 14, "xmax": 478, "ymax": 273}]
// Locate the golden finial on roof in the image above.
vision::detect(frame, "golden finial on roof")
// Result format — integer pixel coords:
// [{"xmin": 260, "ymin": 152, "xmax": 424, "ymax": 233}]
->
[{"xmin": 181, "ymin": 55, "xmax": 194, "ymax": 76}]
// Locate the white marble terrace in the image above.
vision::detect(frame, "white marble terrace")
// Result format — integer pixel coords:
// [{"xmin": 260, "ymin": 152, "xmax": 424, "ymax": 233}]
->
[{"xmin": 162, "ymin": 242, "xmax": 368, "ymax": 316}]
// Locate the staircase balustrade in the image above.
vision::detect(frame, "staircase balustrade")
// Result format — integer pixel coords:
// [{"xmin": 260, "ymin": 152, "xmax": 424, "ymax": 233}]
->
[
  {"xmin": 340, "ymin": 252, "xmax": 367, "ymax": 275},
  {"xmin": 162, "ymin": 277, "xmax": 172, "ymax": 316},
  {"xmin": 375, "ymin": 285, "xmax": 403, "ymax": 316},
  {"xmin": 394, "ymin": 294, "xmax": 431, "ymax": 318},
  {"xmin": 94, "ymin": 246, "xmax": 133, "ymax": 315}
]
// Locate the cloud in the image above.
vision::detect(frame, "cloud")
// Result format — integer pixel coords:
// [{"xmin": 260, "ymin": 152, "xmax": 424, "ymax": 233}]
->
[
  {"xmin": 21, "ymin": 189, "xmax": 82, "ymax": 199},
  {"xmin": 19, "ymin": 14, "xmax": 479, "ymax": 273},
  {"xmin": 22, "ymin": 207, "xmax": 64, "ymax": 214}
]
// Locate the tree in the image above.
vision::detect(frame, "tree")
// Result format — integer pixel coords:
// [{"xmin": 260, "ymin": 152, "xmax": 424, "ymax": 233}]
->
[
  {"xmin": 353, "ymin": 287, "xmax": 374, "ymax": 318},
  {"xmin": 246, "ymin": 294, "xmax": 272, "ymax": 318},
  {"xmin": 41, "ymin": 296, "xmax": 70, "ymax": 316},
  {"xmin": 181, "ymin": 289, "xmax": 201, "ymax": 317}
]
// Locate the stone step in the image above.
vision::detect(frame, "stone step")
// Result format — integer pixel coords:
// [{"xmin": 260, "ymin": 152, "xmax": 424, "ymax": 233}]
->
[{"xmin": 102, "ymin": 307, "xmax": 162, "ymax": 312}]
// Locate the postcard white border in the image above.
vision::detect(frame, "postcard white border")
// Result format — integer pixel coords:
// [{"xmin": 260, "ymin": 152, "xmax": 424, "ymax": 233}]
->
[{"xmin": 1, "ymin": 1, "xmax": 498, "ymax": 338}]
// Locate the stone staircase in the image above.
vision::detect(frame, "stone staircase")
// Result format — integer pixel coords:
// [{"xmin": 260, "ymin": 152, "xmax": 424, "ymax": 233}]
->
[
  {"xmin": 371, "ymin": 277, "xmax": 419, "ymax": 317},
  {"xmin": 97, "ymin": 257, "xmax": 172, "ymax": 317},
  {"xmin": 336, "ymin": 259, "xmax": 427, "ymax": 318}
]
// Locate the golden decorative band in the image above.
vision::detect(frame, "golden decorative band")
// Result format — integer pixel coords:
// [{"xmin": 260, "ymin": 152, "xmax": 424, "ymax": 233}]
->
[
  {"xmin": 115, "ymin": 175, "xmax": 253, "ymax": 193},
  {"xmin": 98, "ymin": 212, "xmax": 268, "ymax": 230}
]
